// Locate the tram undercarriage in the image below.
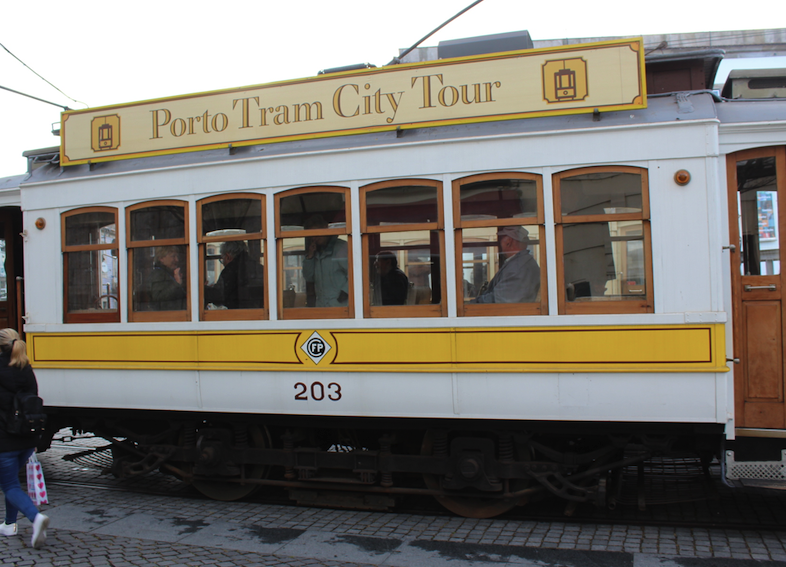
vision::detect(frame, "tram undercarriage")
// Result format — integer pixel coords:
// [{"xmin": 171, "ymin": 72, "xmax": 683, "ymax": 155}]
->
[{"xmin": 50, "ymin": 411, "xmax": 723, "ymax": 518}]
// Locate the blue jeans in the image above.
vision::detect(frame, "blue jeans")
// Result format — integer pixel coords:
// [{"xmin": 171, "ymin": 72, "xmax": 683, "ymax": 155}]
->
[{"xmin": 0, "ymin": 448, "xmax": 38, "ymax": 524}]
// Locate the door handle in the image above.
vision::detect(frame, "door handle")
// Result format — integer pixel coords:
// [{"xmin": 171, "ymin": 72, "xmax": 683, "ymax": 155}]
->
[{"xmin": 744, "ymin": 285, "xmax": 777, "ymax": 291}]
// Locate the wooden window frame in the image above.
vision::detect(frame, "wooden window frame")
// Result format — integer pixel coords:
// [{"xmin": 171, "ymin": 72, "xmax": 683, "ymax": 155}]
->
[
  {"xmin": 453, "ymin": 172, "xmax": 547, "ymax": 317},
  {"xmin": 275, "ymin": 186, "xmax": 353, "ymax": 320},
  {"xmin": 553, "ymin": 166, "xmax": 653, "ymax": 315},
  {"xmin": 126, "ymin": 200, "xmax": 190, "ymax": 322},
  {"xmin": 62, "ymin": 206, "xmax": 120, "ymax": 323},
  {"xmin": 360, "ymin": 179, "xmax": 447, "ymax": 318},
  {"xmin": 197, "ymin": 194, "xmax": 267, "ymax": 321}
]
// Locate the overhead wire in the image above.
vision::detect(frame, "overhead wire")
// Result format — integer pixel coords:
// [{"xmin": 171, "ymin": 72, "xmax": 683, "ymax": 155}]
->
[{"xmin": 0, "ymin": 41, "xmax": 86, "ymax": 110}]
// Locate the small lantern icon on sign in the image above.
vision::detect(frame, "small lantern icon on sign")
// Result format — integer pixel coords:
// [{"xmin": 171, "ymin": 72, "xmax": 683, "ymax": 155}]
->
[
  {"xmin": 91, "ymin": 114, "xmax": 121, "ymax": 152},
  {"xmin": 542, "ymin": 58, "xmax": 588, "ymax": 103}
]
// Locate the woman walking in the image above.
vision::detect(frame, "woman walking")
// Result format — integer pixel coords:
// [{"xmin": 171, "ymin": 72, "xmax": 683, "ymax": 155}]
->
[{"xmin": 0, "ymin": 329, "xmax": 49, "ymax": 548}]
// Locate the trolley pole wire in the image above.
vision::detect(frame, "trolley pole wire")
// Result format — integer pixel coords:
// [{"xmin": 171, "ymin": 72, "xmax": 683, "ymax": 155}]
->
[
  {"xmin": 0, "ymin": 84, "xmax": 69, "ymax": 111},
  {"xmin": 387, "ymin": 0, "xmax": 485, "ymax": 66}
]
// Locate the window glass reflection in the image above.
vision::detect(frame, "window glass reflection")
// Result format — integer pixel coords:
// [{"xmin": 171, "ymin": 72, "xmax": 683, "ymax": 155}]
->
[
  {"xmin": 366, "ymin": 185, "xmax": 438, "ymax": 226},
  {"xmin": 0, "ymin": 241, "xmax": 6, "ymax": 302},
  {"xmin": 282, "ymin": 235, "xmax": 349, "ymax": 308},
  {"xmin": 204, "ymin": 240, "xmax": 264, "ymax": 310},
  {"xmin": 130, "ymin": 206, "xmax": 185, "ymax": 241},
  {"xmin": 65, "ymin": 212, "xmax": 116, "ymax": 247},
  {"xmin": 563, "ymin": 221, "xmax": 645, "ymax": 301},
  {"xmin": 201, "ymin": 199, "xmax": 262, "ymax": 236},
  {"xmin": 560, "ymin": 172, "xmax": 642, "ymax": 216},
  {"xmin": 737, "ymin": 157, "xmax": 780, "ymax": 276},
  {"xmin": 368, "ymin": 230, "xmax": 440, "ymax": 306},
  {"xmin": 459, "ymin": 179, "xmax": 538, "ymax": 221},
  {"xmin": 66, "ymin": 249, "xmax": 119, "ymax": 313},
  {"xmin": 279, "ymin": 192, "xmax": 346, "ymax": 231},
  {"xmin": 461, "ymin": 226, "xmax": 541, "ymax": 303},
  {"xmin": 133, "ymin": 245, "xmax": 188, "ymax": 311}
]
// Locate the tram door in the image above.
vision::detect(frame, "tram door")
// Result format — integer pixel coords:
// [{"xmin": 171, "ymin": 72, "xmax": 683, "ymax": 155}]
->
[
  {"xmin": 728, "ymin": 147, "xmax": 786, "ymax": 429},
  {"xmin": 0, "ymin": 209, "xmax": 21, "ymax": 333}
]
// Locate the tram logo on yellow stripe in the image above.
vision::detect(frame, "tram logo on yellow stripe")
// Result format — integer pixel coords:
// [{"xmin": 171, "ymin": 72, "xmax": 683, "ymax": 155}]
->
[
  {"xmin": 542, "ymin": 58, "xmax": 589, "ymax": 103},
  {"xmin": 91, "ymin": 114, "xmax": 121, "ymax": 152},
  {"xmin": 302, "ymin": 331, "xmax": 331, "ymax": 365}
]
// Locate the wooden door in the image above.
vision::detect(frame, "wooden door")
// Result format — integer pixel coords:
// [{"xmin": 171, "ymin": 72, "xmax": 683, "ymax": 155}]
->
[{"xmin": 728, "ymin": 147, "xmax": 786, "ymax": 429}]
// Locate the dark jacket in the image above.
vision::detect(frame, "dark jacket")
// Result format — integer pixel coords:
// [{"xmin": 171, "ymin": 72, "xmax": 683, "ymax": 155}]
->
[
  {"xmin": 204, "ymin": 251, "xmax": 264, "ymax": 309},
  {"xmin": 0, "ymin": 352, "xmax": 39, "ymax": 452},
  {"xmin": 150, "ymin": 262, "xmax": 187, "ymax": 311}
]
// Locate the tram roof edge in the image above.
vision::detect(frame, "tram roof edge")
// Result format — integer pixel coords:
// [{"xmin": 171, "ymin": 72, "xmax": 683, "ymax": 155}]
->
[{"xmin": 21, "ymin": 94, "xmax": 721, "ymax": 186}]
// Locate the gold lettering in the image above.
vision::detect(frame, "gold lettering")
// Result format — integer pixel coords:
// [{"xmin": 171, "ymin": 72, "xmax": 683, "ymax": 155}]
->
[
  {"xmin": 212, "ymin": 113, "xmax": 229, "ymax": 132},
  {"xmin": 292, "ymin": 102, "xmax": 323, "ymax": 122},
  {"xmin": 333, "ymin": 84, "xmax": 360, "ymax": 118},
  {"xmin": 233, "ymin": 97, "xmax": 260, "ymax": 129},
  {"xmin": 460, "ymin": 84, "xmax": 480, "ymax": 104},
  {"xmin": 259, "ymin": 107, "xmax": 269, "ymax": 126},
  {"xmin": 170, "ymin": 118, "xmax": 187, "ymax": 137},
  {"xmin": 438, "ymin": 86, "xmax": 459, "ymax": 107},
  {"xmin": 201, "ymin": 111, "xmax": 212, "ymax": 133},
  {"xmin": 384, "ymin": 92, "xmax": 404, "ymax": 124},
  {"xmin": 273, "ymin": 105, "xmax": 290, "ymax": 125},
  {"xmin": 150, "ymin": 109, "xmax": 171, "ymax": 139},
  {"xmin": 484, "ymin": 81, "xmax": 501, "ymax": 102},
  {"xmin": 411, "ymin": 74, "xmax": 443, "ymax": 109}
]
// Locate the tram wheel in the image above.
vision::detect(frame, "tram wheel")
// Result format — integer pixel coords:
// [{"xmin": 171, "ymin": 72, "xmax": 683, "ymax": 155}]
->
[
  {"xmin": 421, "ymin": 430, "xmax": 529, "ymax": 519},
  {"xmin": 191, "ymin": 424, "xmax": 269, "ymax": 502}
]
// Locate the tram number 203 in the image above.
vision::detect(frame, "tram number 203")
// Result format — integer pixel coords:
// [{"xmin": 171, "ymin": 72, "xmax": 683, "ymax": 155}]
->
[{"xmin": 294, "ymin": 381, "xmax": 342, "ymax": 401}]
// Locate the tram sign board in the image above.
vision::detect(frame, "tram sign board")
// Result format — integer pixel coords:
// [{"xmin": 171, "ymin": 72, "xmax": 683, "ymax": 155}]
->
[{"xmin": 60, "ymin": 38, "xmax": 646, "ymax": 166}]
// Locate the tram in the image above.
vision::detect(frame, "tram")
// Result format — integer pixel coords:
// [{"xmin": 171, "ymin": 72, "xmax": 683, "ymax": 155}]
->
[{"xmin": 2, "ymin": 31, "xmax": 786, "ymax": 518}]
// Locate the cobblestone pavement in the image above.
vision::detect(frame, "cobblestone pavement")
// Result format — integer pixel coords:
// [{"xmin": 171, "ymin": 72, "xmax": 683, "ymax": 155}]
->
[{"xmin": 0, "ymin": 436, "xmax": 782, "ymax": 566}]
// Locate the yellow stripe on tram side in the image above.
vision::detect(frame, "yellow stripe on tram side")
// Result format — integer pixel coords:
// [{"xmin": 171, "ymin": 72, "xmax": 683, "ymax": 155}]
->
[{"xmin": 27, "ymin": 324, "xmax": 728, "ymax": 373}]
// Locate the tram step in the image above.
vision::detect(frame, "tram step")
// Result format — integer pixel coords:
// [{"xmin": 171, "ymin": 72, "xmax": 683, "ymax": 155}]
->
[{"xmin": 726, "ymin": 450, "xmax": 786, "ymax": 481}]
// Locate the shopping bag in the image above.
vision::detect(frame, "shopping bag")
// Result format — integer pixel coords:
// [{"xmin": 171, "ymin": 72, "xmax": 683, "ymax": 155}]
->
[{"xmin": 26, "ymin": 453, "xmax": 48, "ymax": 505}]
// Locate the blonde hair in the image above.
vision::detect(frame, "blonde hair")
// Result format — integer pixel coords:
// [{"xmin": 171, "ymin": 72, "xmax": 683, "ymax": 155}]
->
[{"xmin": 0, "ymin": 329, "xmax": 29, "ymax": 369}]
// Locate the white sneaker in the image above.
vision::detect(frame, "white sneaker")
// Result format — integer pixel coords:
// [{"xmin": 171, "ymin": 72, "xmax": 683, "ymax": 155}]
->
[
  {"xmin": 30, "ymin": 514, "xmax": 49, "ymax": 549},
  {"xmin": 0, "ymin": 522, "xmax": 16, "ymax": 536}
]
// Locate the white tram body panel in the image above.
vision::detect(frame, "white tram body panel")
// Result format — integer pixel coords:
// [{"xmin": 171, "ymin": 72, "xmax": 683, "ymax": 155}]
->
[
  {"xmin": 9, "ymin": 35, "xmax": 786, "ymax": 513},
  {"xmin": 19, "ymin": 94, "xmax": 734, "ymax": 427}
]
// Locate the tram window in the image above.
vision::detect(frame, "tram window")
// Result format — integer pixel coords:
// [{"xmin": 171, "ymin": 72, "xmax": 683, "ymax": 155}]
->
[
  {"xmin": 198, "ymin": 195, "xmax": 266, "ymax": 321},
  {"xmin": 736, "ymin": 157, "xmax": 780, "ymax": 276},
  {"xmin": 553, "ymin": 167, "xmax": 653, "ymax": 314},
  {"xmin": 275, "ymin": 188, "xmax": 352, "ymax": 319},
  {"xmin": 126, "ymin": 201, "xmax": 189, "ymax": 322},
  {"xmin": 361, "ymin": 180, "xmax": 446, "ymax": 318},
  {"xmin": 453, "ymin": 173, "xmax": 546, "ymax": 316},
  {"xmin": 62, "ymin": 208, "xmax": 119, "ymax": 323}
]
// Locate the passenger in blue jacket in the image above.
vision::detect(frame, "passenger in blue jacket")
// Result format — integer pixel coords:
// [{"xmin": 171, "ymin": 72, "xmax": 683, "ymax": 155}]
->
[{"xmin": 0, "ymin": 329, "xmax": 49, "ymax": 548}]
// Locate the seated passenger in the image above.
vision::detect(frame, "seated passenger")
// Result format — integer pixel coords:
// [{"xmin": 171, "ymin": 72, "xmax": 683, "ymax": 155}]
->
[
  {"xmin": 373, "ymin": 251, "xmax": 409, "ymax": 306},
  {"xmin": 151, "ymin": 246, "xmax": 187, "ymax": 311},
  {"xmin": 474, "ymin": 226, "xmax": 540, "ymax": 304},
  {"xmin": 205, "ymin": 241, "xmax": 264, "ymax": 309}
]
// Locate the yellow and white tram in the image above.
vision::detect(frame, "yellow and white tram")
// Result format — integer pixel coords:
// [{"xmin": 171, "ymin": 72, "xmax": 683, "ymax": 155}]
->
[{"xmin": 3, "ymin": 32, "xmax": 786, "ymax": 517}]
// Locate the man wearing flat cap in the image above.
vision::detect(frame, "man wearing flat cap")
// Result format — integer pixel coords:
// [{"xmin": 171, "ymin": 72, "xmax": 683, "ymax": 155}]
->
[{"xmin": 474, "ymin": 226, "xmax": 540, "ymax": 304}]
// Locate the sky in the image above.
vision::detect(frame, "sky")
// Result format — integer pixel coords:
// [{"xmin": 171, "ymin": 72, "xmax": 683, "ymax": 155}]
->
[{"xmin": 1, "ymin": 0, "xmax": 785, "ymax": 179}]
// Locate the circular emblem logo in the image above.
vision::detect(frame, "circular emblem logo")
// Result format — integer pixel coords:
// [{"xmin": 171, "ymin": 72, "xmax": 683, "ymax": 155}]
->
[{"xmin": 301, "ymin": 331, "xmax": 332, "ymax": 364}]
